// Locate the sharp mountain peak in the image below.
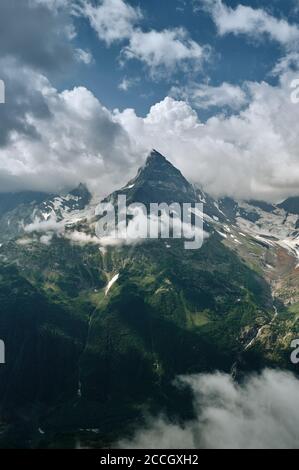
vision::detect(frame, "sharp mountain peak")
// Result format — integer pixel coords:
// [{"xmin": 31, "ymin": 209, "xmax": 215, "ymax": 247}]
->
[
  {"xmin": 107, "ymin": 149, "xmax": 197, "ymax": 205},
  {"xmin": 145, "ymin": 149, "xmax": 167, "ymax": 164}
]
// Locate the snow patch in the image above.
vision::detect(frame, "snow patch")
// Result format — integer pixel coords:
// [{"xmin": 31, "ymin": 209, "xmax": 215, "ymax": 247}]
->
[{"xmin": 105, "ymin": 273, "xmax": 119, "ymax": 296}]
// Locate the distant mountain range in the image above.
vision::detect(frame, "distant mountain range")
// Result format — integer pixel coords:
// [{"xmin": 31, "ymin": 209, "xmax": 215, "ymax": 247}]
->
[{"xmin": 0, "ymin": 150, "xmax": 298, "ymax": 448}]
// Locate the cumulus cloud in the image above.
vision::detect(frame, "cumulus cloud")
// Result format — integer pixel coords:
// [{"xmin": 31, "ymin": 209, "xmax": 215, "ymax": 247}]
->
[
  {"xmin": 80, "ymin": 0, "xmax": 208, "ymax": 77},
  {"xmin": 0, "ymin": 60, "xmax": 140, "ymax": 194},
  {"xmin": 172, "ymin": 82, "xmax": 248, "ymax": 110},
  {"xmin": 119, "ymin": 369, "xmax": 299, "ymax": 449},
  {"xmin": 1, "ymin": 0, "xmax": 299, "ymax": 203},
  {"xmin": 123, "ymin": 28, "xmax": 208, "ymax": 77},
  {"xmin": 80, "ymin": 0, "xmax": 142, "ymax": 45},
  {"xmin": 198, "ymin": 0, "xmax": 299, "ymax": 49},
  {"xmin": 2, "ymin": 57, "xmax": 299, "ymax": 202},
  {"xmin": 115, "ymin": 67, "xmax": 299, "ymax": 202}
]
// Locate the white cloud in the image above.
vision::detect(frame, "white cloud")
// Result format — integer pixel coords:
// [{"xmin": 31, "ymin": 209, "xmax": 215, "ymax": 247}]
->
[
  {"xmin": 119, "ymin": 369, "xmax": 299, "ymax": 449},
  {"xmin": 199, "ymin": 0, "xmax": 299, "ymax": 48},
  {"xmin": 80, "ymin": 0, "xmax": 208, "ymax": 77},
  {"xmin": 118, "ymin": 77, "xmax": 139, "ymax": 92},
  {"xmin": 172, "ymin": 82, "xmax": 248, "ymax": 110},
  {"xmin": 95, "ymin": 205, "xmax": 207, "ymax": 248},
  {"xmin": 0, "ymin": 60, "xmax": 140, "ymax": 195},
  {"xmin": 81, "ymin": 0, "xmax": 142, "ymax": 45},
  {"xmin": 75, "ymin": 48, "xmax": 94, "ymax": 65},
  {"xmin": 24, "ymin": 216, "xmax": 66, "ymax": 235},
  {"xmin": 2, "ymin": 56, "xmax": 299, "ymax": 203},
  {"xmin": 123, "ymin": 28, "xmax": 209, "ymax": 77},
  {"xmin": 30, "ymin": 0, "xmax": 71, "ymax": 9},
  {"xmin": 39, "ymin": 234, "xmax": 53, "ymax": 245},
  {"xmin": 24, "ymin": 216, "xmax": 105, "ymax": 246},
  {"xmin": 115, "ymin": 67, "xmax": 299, "ymax": 202},
  {"xmin": 272, "ymin": 52, "xmax": 299, "ymax": 75},
  {"xmin": 66, "ymin": 230, "xmax": 102, "ymax": 245}
]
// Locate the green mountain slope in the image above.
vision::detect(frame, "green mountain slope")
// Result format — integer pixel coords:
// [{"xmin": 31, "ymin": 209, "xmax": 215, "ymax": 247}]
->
[{"xmin": 0, "ymin": 151, "xmax": 298, "ymax": 448}]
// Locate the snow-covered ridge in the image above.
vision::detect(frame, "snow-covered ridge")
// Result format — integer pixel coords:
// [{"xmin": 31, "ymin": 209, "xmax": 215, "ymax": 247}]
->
[{"xmin": 236, "ymin": 201, "xmax": 299, "ymax": 262}]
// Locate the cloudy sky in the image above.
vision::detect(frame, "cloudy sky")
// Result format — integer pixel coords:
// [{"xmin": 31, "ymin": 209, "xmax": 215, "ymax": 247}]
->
[{"xmin": 0, "ymin": 0, "xmax": 299, "ymax": 201}]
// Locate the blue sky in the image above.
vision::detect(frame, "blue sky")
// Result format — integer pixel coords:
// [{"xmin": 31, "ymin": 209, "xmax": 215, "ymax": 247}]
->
[{"xmin": 62, "ymin": 0, "xmax": 299, "ymax": 116}]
